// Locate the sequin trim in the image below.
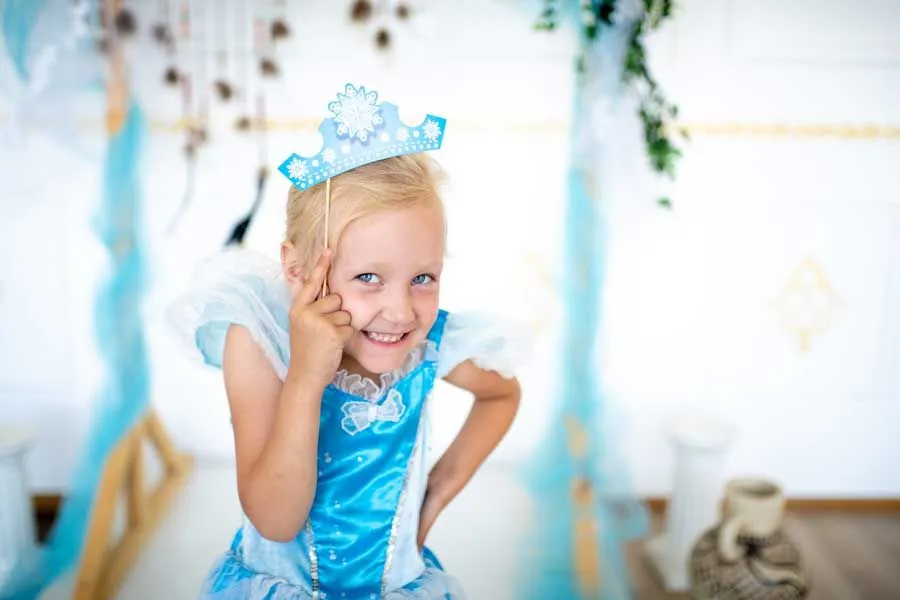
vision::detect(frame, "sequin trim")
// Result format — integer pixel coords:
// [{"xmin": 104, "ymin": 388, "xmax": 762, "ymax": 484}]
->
[
  {"xmin": 306, "ymin": 522, "xmax": 320, "ymax": 596},
  {"xmin": 380, "ymin": 403, "xmax": 427, "ymax": 597}
]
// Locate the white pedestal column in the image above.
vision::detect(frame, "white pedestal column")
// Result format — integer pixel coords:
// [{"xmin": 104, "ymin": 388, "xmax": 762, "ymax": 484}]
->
[
  {"xmin": 645, "ymin": 414, "xmax": 734, "ymax": 592},
  {"xmin": 0, "ymin": 425, "xmax": 40, "ymax": 596}
]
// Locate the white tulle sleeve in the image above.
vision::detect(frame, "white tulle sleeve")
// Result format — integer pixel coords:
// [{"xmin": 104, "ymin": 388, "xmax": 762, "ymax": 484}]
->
[
  {"xmin": 166, "ymin": 249, "xmax": 293, "ymax": 380},
  {"xmin": 436, "ymin": 311, "xmax": 528, "ymax": 379}
]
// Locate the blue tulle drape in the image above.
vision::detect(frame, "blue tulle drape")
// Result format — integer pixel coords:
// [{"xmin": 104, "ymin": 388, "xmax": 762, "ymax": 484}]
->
[
  {"xmin": 518, "ymin": 10, "xmax": 649, "ymax": 600},
  {"xmin": 1, "ymin": 76, "xmax": 148, "ymax": 600},
  {"xmin": 0, "ymin": 0, "xmax": 103, "ymax": 168},
  {"xmin": 1, "ymin": 0, "xmax": 44, "ymax": 81},
  {"xmin": 2, "ymin": 2, "xmax": 148, "ymax": 595}
]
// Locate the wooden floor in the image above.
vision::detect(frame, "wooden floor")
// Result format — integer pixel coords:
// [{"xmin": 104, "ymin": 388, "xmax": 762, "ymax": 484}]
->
[
  {"xmin": 625, "ymin": 512, "xmax": 900, "ymax": 600},
  {"xmin": 33, "ymin": 473, "xmax": 900, "ymax": 599}
]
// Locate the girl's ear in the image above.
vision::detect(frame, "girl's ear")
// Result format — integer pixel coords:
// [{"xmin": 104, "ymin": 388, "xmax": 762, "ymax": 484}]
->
[{"xmin": 281, "ymin": 242, "xmax": 304, "ymax": 297}]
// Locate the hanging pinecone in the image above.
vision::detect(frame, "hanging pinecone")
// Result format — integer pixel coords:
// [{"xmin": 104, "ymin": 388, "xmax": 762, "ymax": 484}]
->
[
  {"xmin": 375, "ymin": 28, "xmax": 391, "ymax": 50},
  {"xmin": 271, "ymin": 19, "xmax": 290, "ymax": 40},
  {"xmin": 164, "ymin": 67, "xmax": 181, "ymax": 86},
  {"xmin": 395, "ymin": 3, "xmax": 411, "ymax": 20},
  {"xmin": 260, "ymin": 58, "xmax": 279, "ymax": 76},
  {"xmin": 152, "ymin": 23, "xmax": 173, "ymax": 47},
  {"xmin": 214, "ymin": 80, "xmax": 234, "ymax": 101},
  {"xmin": 113, "ymin": 9, "xmax": 137, "ymax": 37},
  {"xmin": 188, "ymin": 126, "xmax": 208, "ymax": 146},
  {"xmin": 351, "ymin": 0, "xmax": 373, "ymax": 23}
]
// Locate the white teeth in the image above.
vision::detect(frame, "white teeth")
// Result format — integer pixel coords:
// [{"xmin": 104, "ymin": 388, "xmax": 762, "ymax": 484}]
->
[{"xmin": 366, "ymin": 332, "xmax": 403, "ymax": 343}]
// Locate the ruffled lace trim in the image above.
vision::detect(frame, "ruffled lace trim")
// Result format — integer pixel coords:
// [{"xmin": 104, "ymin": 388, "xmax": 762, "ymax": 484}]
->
[{"xmin": 331, "ymin": 340, "xmax": 438, "ymax": 401}]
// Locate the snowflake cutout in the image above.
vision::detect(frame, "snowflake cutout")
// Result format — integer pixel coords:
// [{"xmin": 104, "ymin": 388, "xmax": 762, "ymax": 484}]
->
[
  {"xmin": 327, "ymin": 84, "xmax": 384, "ymax": 142},
  {"xmin": 322, "ymin": 149, "xmax": 336, "ymax": 164},
  {"xmin": 422, "ymin": 119, "xmax": 441, "ymax": 142},
  {"xmin": 287, "ymin": 157, "xmax": 308, "ymax": 180},
  {"xmin": 396, "ymin": 128, "xmax": 409, "ymax": 142}
]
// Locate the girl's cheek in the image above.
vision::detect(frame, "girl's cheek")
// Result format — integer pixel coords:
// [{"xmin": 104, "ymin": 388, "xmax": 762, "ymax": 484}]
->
[
  {"xmin": 335, "ymin": 291, "xmax": 367, "ymax": 329},
  {"xmin": 414, "ymin": 288, "xmax": 440, "ymax": 319}
]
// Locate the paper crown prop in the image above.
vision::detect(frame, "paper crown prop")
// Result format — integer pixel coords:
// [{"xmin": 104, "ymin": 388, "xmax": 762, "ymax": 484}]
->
[{"xmin": 278, "ymin": 83, "xmax": 447, "ymax": 191}]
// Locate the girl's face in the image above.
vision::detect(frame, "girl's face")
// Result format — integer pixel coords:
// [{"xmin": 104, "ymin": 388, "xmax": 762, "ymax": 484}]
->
[{"xmin": 328, "ymin": 203, "xmax": 445, "ymax": 377}]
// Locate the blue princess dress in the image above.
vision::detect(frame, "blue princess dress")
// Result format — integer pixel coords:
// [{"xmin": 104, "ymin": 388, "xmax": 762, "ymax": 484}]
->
[{"xmin": 169, "ymin": 250, "xmax": 524, "ymax": 600}]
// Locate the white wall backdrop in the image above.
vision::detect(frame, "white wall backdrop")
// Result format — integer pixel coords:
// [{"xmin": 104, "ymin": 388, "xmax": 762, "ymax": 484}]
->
[{"xmin": 1, "ymin": 0, "xmax": 898, "ymax": 498}]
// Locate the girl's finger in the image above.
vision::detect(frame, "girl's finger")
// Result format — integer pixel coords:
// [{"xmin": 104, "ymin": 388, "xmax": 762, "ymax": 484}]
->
[
  {"xmin": 326, "ymin": 310, "xmax": 352, "ymax": 327},
  {"xmin": 298, "ymin": 250, "xmax": 332, "ymax": 304},
  {"xmin": 312, "ymin": 294, "xmax": 342, "ymax": 314},
  {"xmin": 337, "ymin": 325, "xmax": 355, "ymax": 344}
]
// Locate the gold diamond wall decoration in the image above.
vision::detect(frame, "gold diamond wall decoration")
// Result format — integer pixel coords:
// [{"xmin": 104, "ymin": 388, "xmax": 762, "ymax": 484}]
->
[
  {"xmin": 515, "ymin": 250, "xmax": 559, "ymax": 338},
  {"xmin": 771, "ymin": 257, "xmax": 843, "ymax": 352}
]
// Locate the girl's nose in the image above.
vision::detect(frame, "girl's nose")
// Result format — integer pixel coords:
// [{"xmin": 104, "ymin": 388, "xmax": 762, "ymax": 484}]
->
[{"xmin": 383, "ymin": 287, "xmax": 414, "ymax": 325}]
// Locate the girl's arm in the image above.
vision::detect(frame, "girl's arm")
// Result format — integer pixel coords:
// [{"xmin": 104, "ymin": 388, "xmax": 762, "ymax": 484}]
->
[
  {"xmin": 417, "ymin": 360, "xmax": 521, "ymax": 546},
  {"xmin": 223, "ymin": 325, "xmax": 323, "ymax": 542},
  {"xmin": 224, "ymin": 251, "xmax": 352, "ymax": 542}
]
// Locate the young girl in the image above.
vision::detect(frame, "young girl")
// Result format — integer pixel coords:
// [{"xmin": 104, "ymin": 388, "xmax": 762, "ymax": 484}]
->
[{"xmin": 170, "ymin": 84, "xmax": 522, "ymax": 599}]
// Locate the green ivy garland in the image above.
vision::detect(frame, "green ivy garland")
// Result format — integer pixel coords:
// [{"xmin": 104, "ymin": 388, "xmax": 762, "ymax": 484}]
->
[{"xmin": 537, "ymin": 0, "xmax": 685, "ymax": 208}]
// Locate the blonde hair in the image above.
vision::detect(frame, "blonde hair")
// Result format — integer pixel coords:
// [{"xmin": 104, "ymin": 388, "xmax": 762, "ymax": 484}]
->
[{"xmin": 285, "ymin": 153, "xmax": 446, "ymax": 271}]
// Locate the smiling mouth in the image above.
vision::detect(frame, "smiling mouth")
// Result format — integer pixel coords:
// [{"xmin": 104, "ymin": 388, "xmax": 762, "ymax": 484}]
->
[{"xmin": 363, "ymin": 331, "xmax": 408, "ymax": 344}]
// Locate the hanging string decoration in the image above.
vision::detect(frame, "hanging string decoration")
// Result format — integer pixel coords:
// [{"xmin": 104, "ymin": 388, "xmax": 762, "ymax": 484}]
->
[
  {"xmin": 152, "ymin": 0, "xmax": 175, "ymax": 49},
  {"xmin": 165, "ymin": 74, "xmax": 199, "ymax": 233},
  {"xmin": 225, "ymin": 10, "xmax": 271, "ymax": 246},
  {"xmin": 94, "ymin": 0, "xmax": 137, "ymax": 52},
  {"xmin": 164, "ymin": 0, "xmax": 199, "ymax": 233},
  {"xmin": 256, "ymin": 2, "xmax": 279, "ymax": 77},
  {"xmin": 271, "ymin": 0, "xmax": 291, "ymax": 41},
  {"xmin": 538, "ymin": 0, "xmax": 684, "ymax": 207},
  {"xmin": 156, "ymin": 0, "xmax": 277, "ymax": 236},
  {"xmin": 234, "ymin": 0, "xmax": 253, "ymax": 130},
  {"xmin": 157, "ymin": 0, "xmax": 181, "ymax": 86},
  {"xmin": 151, "ymin": 0, "xmax": 287, "ymax": 126},
  {"xmin": 193, "ymin": 0, "xmax": 211, "ymax": 144},
  {"xmin": 213, "ymin": 2, "xmax": 234, "ymax": 101}
]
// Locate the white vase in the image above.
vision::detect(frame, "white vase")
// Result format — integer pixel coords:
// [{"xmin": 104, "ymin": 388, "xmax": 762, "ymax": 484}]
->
[
  {"xmin": 0, "ymin": 425, "xmax": 39, "ymax": 596},
  {"xmin": 645, "ymin": 413, "xmax": 735, "ymax": 591}
]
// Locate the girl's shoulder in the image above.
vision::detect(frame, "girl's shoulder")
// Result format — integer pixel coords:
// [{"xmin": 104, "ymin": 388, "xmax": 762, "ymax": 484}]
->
[{"xmin": 435, "ymin": 310, "xmax": 529, "ymax": 379}]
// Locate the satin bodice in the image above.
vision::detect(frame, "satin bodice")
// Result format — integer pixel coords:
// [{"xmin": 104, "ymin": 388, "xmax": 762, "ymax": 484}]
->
[{"xmin": 216, "ymin": 311, "xmax": 448, "ymax": 600}]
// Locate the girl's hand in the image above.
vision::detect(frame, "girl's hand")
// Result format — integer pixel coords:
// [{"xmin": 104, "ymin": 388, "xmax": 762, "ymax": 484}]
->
[
  {"xmin": 287, "ymin": 250, "xmax": 354, "ymax": 389},
  {"xmin": 416, "ymin": 460, "xmax": 462, "ymax": 549}
]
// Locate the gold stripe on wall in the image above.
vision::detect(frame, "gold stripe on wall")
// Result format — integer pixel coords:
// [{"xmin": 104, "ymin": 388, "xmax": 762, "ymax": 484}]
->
[
  {"xmin": 155, "ymin": 118, "xmax": 900, "ymax": 139},
  {"xmin": 150, "ymin": 117, "xmax": 571, "ymax": 134},
  {"xmin": 674, "ymin": 122, "xmax": 900, "ymax": 139},
  {"xmin": 3, "ymin": 115, "xmax": 900, "ymax": 139}
]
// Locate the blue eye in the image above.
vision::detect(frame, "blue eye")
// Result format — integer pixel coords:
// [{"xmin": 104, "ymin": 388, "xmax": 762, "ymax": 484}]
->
[
  {"xmin": 357, "ymin": 273, "xmax": 381, "ymax": 284},
  {"xmin": 412, "ymin": 274, "xmax": 434, "ymax": 286}
]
